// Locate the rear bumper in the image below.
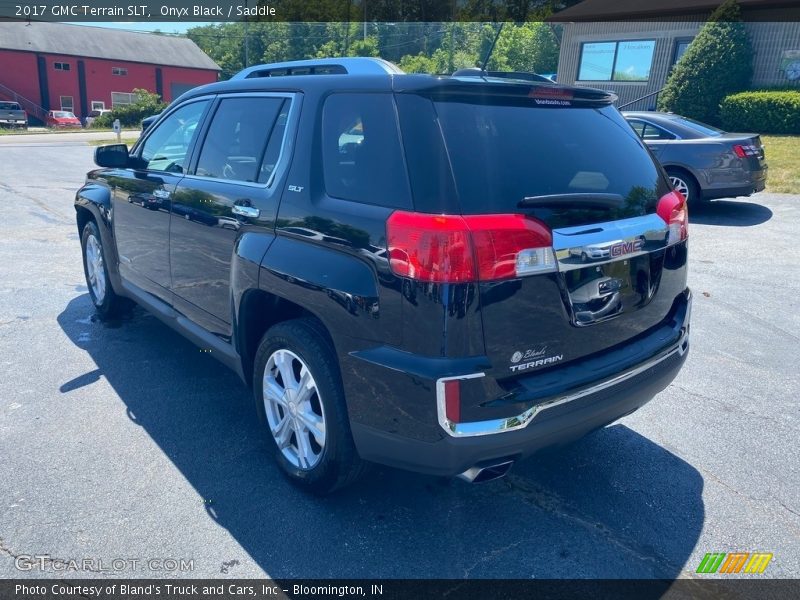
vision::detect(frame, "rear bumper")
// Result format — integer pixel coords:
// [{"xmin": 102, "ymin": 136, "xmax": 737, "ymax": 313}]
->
[
  {"xmin": 702, "ymin": 167, "xmax": 767, "ymax": 200},
  {"xmin": 349, "ymin": 290, "xmax": 691, "ymax": 476}
]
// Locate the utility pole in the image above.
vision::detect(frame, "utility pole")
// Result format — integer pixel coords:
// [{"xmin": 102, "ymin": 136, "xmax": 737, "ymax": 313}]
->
[
  {"xmin": 244, "ymin": 0, "xmax": 250, "ymax": 67},
  {"xmin": 363, "ymin": 0, "xmax": 367, "ymax": 41}
]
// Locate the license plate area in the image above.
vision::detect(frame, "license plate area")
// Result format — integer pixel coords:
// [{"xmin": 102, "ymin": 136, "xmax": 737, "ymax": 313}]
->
[{"xmin": 553, "ymin": 213, "xmax": 669, "ymax": 327}]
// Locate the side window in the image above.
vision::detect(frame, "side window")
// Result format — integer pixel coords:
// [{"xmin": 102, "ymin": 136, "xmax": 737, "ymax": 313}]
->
[
  {"xmin": 628, "ymin": 119, "xmax": 646, "ymax": 138},
  {"xmin": 643, "ymin": 123, "xmax": 675, "ymax": 140},
  {"xmin": 322, "ymin": 93, "xmax": 412, "ymax": 208},
  {"xmin": 138, "ymin": 100, "xmax": 208, "ymax": 173},
  {"xmin": 195, "ymin": 96, "xmax": 289, "ymax": 183}
]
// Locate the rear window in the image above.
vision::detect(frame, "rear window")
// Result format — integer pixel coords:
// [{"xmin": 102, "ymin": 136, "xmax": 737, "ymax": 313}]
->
[
  {"xmin": 0, "ymin": 102, "xmax": 21, "ymax": 111},
  {"xmin": 668, "ymin": 116, "xmax": 723, "ymax": 137},
  {"xmin": 399, "ymin": 95, "xmax": 668, "ymax": 225}
]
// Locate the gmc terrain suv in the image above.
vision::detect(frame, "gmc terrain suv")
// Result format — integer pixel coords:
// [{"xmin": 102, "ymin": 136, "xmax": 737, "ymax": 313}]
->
[{"xmin": 75, "ymin": 58, "xmax": 690, "ymax": 494}]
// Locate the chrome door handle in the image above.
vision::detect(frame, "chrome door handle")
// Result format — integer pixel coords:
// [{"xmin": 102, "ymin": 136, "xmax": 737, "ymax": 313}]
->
[{"xmin": 232, "ymin": 205, "xmax": 260, "ymax": 218}]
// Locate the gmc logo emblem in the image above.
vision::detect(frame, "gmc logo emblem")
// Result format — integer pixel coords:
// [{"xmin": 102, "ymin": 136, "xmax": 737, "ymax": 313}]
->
[{"xmin": 610, "ymin": 238, "xmax": 644, "ymax": 257}]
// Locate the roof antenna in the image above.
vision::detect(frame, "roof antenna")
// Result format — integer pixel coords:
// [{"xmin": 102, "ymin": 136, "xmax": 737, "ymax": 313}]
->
[{"xmin": 480, "ymin": 22, "xmax": 505, "ymax": 73}]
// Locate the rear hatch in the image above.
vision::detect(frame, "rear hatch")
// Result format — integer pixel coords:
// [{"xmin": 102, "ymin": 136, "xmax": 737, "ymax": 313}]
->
[{"xmin": 396, "ymin": 80, "xmax": 688, "ymax": 379}]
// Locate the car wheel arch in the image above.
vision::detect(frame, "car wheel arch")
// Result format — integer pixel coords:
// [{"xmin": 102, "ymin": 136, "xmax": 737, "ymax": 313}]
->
[{"xmin": 237, "ymin": 288, "xmax": 336, "ymax": 385}]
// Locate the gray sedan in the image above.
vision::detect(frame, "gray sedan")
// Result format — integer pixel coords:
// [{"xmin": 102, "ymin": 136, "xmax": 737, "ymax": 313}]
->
[{"xmin": 623, "ymin": 111, "xmax": 767, "ymax": 205}]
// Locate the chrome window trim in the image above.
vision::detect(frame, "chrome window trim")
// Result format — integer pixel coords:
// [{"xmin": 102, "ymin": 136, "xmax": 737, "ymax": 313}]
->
[{"xmin": 436, "ymin": 329, "xmax": 688, "ymax": 438}]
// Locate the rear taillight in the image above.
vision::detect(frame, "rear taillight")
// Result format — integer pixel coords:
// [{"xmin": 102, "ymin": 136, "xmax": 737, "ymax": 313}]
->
[
  {"xmin": 386, "ymin": 211, "xmax": 554, "ymax": 283},
  {"xmin": 657, "ymin": 190, "xmax": 688, "ymax": 246},
  {"xmin": 733, "ymin": 144, "xmax": 759, "ymax": 158}
]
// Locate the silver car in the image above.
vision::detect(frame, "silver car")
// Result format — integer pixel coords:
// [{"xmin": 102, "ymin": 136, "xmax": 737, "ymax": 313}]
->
[{"xmin": 623, "ymin": 111, "xmax": 767, "ymax": 205}]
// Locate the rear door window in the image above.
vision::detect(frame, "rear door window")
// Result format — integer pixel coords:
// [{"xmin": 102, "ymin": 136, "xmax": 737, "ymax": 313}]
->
[
  {"xmin": 628, "ymin": 119, "xmax": 676, "ymax": 141},
  {"xmin": 321, "ymin": 93, "xmax": 412, "ymax": 209}
]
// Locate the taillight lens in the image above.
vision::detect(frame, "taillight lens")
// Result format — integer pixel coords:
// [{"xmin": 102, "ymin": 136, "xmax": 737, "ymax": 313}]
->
[
  {"xmin": 657, "ymin": 190, "xmax": 688, "ymax": 246},
  {"xmin": 386, "ymin": 211, "xmax": 554, "ymax": 283},
  {"xmin": 733, "ymin": 144, "xmax": 759, "ymax": 158}
]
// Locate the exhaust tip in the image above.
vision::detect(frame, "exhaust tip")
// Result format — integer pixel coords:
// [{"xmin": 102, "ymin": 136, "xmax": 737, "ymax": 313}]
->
[{"xmin": 457, "ymin": 459, "xmax": 514, "ymax": 483}]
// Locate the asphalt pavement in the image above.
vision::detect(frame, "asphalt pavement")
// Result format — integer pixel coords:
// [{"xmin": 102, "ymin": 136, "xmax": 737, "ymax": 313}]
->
[{"xmin": 0, "ymin": 140, "xmax": 798, "ymax": 580}]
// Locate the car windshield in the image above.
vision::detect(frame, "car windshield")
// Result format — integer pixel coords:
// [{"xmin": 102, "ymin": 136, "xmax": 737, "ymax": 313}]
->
[
  {"xmin": 668, "ymin": 116, "xmax": 724, "ymax": 137},
  {"xmin": 0, "ymin": 102, "xmax": 21, "ymax": 110},
  {"xmin": 53, "ymin": 111, "xmax": 75, "ymax": 118}
]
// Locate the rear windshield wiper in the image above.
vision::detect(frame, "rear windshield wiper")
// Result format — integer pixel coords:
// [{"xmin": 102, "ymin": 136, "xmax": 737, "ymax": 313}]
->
[{"xmin": 518, "ymin": 193, "xmax": 624, "ymax": 209}]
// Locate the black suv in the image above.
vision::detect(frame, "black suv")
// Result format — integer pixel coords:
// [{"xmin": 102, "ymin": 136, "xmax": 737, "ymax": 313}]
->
[{"xmin": 76, "ymin": 58, "xmax": 690, "ymax": 494}]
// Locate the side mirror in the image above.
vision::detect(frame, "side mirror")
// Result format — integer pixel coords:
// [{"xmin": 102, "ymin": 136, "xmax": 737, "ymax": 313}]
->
[{"xmin": 94, "ymin": 144, "xmax": 129, "ymax": 168}]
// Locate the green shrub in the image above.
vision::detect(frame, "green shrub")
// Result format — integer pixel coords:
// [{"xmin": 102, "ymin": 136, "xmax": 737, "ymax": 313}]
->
[
  {"xmin": 92, "ymin": 88, "xmax": 167, "ymax": 128},
  {"xmin": 658, "ymin": 0, "xmax": 753, "ymax": 124},
  {"xmin": 719, "ymin": 91, "xmax": 800, "ymax": 134}
]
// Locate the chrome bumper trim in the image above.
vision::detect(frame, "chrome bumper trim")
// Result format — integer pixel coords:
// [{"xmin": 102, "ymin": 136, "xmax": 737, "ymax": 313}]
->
[{"xmin": 437, "ymin": 329, "xmax": 689, "ymax": 438}]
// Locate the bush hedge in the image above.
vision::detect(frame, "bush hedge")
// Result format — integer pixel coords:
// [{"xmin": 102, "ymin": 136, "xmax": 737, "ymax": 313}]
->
[
  {"xmin": 719, "ymin": 91, "xmax": 800, "ymax": 134},
  {"xmin": 657, "ymin": 0, "xmax": 752, "ymax": 124},
  {"xmin": 91, "ymin": 88, "xmax": 166, "ymax": 128}
]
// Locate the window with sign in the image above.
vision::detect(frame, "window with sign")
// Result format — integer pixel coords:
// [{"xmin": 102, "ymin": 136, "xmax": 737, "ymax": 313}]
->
[{"xmin": 578, "ymin": 40, "xmax": 656, "ymax": 82}]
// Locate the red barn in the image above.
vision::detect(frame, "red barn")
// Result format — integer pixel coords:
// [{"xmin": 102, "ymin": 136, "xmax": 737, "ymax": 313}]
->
[{"xmin": 0, "ymin": 21, "xmax": 220, "ymax": 124}]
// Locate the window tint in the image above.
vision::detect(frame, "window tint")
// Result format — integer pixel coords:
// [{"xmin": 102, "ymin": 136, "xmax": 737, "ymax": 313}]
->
[
  {"xmin": 195, "ymin": 96, "xmax": 288, "ymax": 183},
  {"xmin": 139, "ymin": 100, "xmax": 208, "ymax": 173},
  {"xmin": 628, "ymin": 119, "xmax": 675, "ymax": 141},
  {"xmin": 322, "ymin": 93, "xmax": 411, "ymax": 208},
  {"xmin": 670, "ymin": 116, "xmax": 723, "ymax": 137},
  {"xmin": 425, "ymin": 99, "xmax": 668, "ymax": 225}
]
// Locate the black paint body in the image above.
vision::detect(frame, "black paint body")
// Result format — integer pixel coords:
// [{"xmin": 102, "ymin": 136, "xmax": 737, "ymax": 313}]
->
[{"xmin": 75, "ymin": 71, "xmax": 691, "ymax": 477}]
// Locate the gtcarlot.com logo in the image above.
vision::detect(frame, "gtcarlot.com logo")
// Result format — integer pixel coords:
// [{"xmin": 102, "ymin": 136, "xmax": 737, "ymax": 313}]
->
[
  {"xmin": 696, "ymin": 552, "xmax": 773, "ymax": 574},
  {"xmin": 15, "ymin": 555, "xmax": 194, "ymax": 573}
]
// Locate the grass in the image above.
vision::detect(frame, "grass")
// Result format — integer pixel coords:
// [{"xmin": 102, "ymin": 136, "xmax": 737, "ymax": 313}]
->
[
  {"xmin": 87, "ymin": 138, "xmax": 139, "ymax": 147},
  {"xmin": 761, "ymin": 135, "xmax": 800, "ymax": 194},
  {"xmin": 0, "ymin": 127, "xmax": 139, "ymax": 136}
]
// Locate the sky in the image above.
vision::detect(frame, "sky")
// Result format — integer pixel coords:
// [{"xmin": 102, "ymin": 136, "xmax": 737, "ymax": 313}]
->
[{"xmin": 68, "ymin": 22, "xmax": 215, "ymax": 35}]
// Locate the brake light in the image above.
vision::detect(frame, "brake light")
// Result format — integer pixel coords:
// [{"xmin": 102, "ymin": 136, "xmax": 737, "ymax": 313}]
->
[
  {"xmin": 386, "ymin": 211, "xmax": 554, "ymax": 283},
  {"xmin": 733, "ymin": 144, "xmax": 759, "ymax": 158},
  {"xmin": 657, "ymin": 190, "xmax": 688, "ymax": 246}
]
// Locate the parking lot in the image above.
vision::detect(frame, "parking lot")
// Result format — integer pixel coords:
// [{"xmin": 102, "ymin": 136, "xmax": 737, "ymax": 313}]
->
[{"xmin": 0, "ymin": 138, "xmax": 798, "ymax": 579}]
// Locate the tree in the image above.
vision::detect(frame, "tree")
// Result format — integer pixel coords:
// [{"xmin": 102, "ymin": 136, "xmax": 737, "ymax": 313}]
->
[
  {"xmin": 92, "ymin": 89, "xmax": 167, "ymax": 128},
  {"xmin": 657, "ymin": 0, "xmax": 753, "ymax": 123}
]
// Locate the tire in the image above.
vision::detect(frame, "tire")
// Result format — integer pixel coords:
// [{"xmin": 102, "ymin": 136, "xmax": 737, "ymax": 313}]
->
[
  {"xmin": 253, "ymin": 318, "xmax": 367, "ymax": 494},
  {"xmin": 666, "ymin": 168, "xmax": 701, "ymax": 207},
  {"xmin": 80, "ymin": 220, "xmax": 131, "ymax": 318}
]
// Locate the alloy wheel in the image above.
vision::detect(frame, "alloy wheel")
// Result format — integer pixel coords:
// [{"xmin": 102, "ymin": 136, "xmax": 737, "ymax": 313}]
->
[
  {"xmin": 263, "ymin": 349, "xmax": 326, "ymax": 469},
  {"xmin": 85, "ymin": 234, "xmax": 106, "ymax": 304},
  {"xmin": 670, "ymin": 176, "xmax": 690, "ymax": 202}
]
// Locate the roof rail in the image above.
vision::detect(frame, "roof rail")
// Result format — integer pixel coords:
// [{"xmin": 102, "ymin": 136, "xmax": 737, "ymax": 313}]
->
[
  {"xmin": 232, "ymin": 57, "xmax": 404, "ymax": 80},
  {"xmin": 452, "ymin": 68, "xmax": 553, "ymax": 83}
]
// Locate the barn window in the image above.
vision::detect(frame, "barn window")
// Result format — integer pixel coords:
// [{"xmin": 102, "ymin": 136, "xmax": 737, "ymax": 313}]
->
[
  {"xmin": 112, "ymin": 67, "xmax": 128, "ymax": 76},
  {"xmin": 54, "ymin": 62, "xmax": 71, "ymax": 71},
  {"xmin": 60, "ymin": 96, "xmax": 74, "ymax": 111},
  {"xmin": 111, "ymin": 92, "xmax": 136, "ymax": 107}
]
